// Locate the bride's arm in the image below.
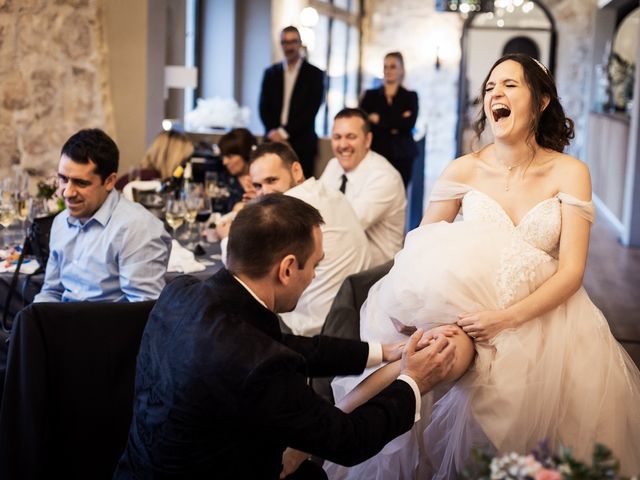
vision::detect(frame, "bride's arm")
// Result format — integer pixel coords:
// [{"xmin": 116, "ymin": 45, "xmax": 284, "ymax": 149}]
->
[
  {"xmin": 337, "ymin": 325, "xmax": 475, "ymax": 413},
  {"xmin": 458, "ymin": 158, "xmax": 592, "ymax": 341},
  {"xmin": 419, "ymin": 155, "xmax": 475, "ymax": 226}
]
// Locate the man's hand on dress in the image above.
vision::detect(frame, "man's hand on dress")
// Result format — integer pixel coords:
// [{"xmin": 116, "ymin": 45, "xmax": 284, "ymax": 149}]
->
[
  {"xmin": 457, "ymin": 309, "xmax": 514, "ymax": 343},
  {"xmin": 400, "ymin": 329, "xmax": 455, "ymax": 395}
]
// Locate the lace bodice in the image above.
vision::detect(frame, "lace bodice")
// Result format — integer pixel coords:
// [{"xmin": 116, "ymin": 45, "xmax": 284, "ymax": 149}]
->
[
  {"xmin": 429, "ymin": 180, "xmax": 595, "ymax": 308},
  {"xmin": 462, "ymin": 190, "xmax": 562, "ymax": 255}
]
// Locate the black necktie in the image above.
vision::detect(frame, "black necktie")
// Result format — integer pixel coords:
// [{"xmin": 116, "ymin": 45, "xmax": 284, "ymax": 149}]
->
[{"xmin": 339, "ymin": 174, "xmax": 348, "ymax": 194}]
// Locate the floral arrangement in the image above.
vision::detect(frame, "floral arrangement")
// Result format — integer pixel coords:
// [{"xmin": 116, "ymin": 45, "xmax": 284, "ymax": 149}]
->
[
  {"xmin": 458, "ymin": 442, "xmax": 637, "ymax": 480},
  {"xmin": 185, "ymin": 97, "xmax": 250, "ymax": 131},
  {"xmin": 36, "ymin": 175, "xmax": 65, "ymax": 214}
]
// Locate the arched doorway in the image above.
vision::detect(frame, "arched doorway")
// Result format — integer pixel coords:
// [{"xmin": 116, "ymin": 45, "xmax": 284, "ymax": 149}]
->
[{"xmin": 456, "ymin": 1, "xmax": 557, "ymax": 156}]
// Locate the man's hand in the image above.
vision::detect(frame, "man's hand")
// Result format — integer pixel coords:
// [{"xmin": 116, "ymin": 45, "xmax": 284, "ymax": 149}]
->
[
  {"xmin": 400, "ymin": 329, "xmax": 455, "ymax": 394},
  {"xmin": 215, "ymin": 218, "xmax": 232, "ymax": 240},
  {"xmin": 267, "ymin": 129, "xmax": 286, "ymax": 142},
  {"xmin": 381, "ymin": 340, "xmax": 406, "ymax": 362},
  {"xmin": 368, "ymin": 112, "xmax": 380, "ymax": 124},
  {"xmin": 280, "ymin": 448, "xmax": 309, "ymax": 479}
]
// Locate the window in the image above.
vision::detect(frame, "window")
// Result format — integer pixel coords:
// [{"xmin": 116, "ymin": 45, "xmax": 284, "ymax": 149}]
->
[{"xmin": 304, "ymin": 1, "xmax": 362, "ymax": 136}]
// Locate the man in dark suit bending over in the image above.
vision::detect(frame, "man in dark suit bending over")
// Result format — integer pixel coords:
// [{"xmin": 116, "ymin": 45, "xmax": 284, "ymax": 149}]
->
[
  {"xmin": 259, "ymin": 26, "xmax": 325, "ymax": 178},
  {"xmin": 114, "ymin": 194, "xmax": 455, "ymax": 479}
]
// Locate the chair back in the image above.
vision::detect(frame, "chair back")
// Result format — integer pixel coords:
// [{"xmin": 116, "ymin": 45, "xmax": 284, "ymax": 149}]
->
[
  {"xmin": 312, "ymin": 261, "xmax": 393, "ymax": 402},
  {"xmin": 0, "ymin": 300, "xmax": 154, "ymax": 480}
]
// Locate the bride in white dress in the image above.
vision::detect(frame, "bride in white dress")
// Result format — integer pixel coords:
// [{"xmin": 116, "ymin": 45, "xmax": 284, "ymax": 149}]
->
[{"xmin": 318, "ymin": 54, "xmax": 640, "ymax": 479}]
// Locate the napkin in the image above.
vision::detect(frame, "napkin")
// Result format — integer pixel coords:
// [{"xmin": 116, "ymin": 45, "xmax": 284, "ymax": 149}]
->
[
  {"xmin": 122, "ymin": 180, "xmax": 161, "ymax": 202},
  {"xmin": 167, "ymin": 240, "xmax": 206, "ymax": 274}
]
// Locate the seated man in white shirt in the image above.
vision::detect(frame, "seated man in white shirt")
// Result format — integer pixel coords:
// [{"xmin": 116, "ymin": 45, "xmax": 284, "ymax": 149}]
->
[
  {"xmin": 249, "ymin": 142, "xmax": 371, "ymax": 336},
  {"xmin": 319, "ymin": 108, "xmax": 406, "ymax": 267},
  {"xmin": 34, "ymin": 128, "xmax": 171, "ymax": 303}
]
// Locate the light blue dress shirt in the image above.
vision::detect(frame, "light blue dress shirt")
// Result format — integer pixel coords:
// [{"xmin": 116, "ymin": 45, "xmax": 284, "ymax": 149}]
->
[{"xmin": 34, "ymin": 189, "xmax": 171, "ymax": 303}]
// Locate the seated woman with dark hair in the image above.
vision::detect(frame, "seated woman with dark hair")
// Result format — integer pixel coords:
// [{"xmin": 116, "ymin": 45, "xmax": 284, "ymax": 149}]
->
[{"xmin": 217, "ymin": 128, "xmax": 258, "ymax": 209}]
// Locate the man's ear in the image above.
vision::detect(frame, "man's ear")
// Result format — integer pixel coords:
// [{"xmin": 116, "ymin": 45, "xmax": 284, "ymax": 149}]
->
[
  {"xmin": 277, "ymin": 254, "xmax": 297, "ymax": 285},
  {"xmin": 365, "ymin": 131, "xmax": 373, "ymax": 149},
  {"xmin": 104, "ymin": 172, "xmax": 118, "ymax": 191},
  {"xmin": 291, "ymin": 162, "xmax": 305, "ymax": 184}
]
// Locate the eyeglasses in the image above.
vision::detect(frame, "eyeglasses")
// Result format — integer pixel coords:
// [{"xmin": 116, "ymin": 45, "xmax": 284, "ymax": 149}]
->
[{"xmin": 280, "ymin": 39, "xmax": 301, "ymax": 46}]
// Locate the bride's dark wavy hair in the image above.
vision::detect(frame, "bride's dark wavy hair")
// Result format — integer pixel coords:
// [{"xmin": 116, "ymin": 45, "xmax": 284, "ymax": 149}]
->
[{"xmin": 473, "ymin": 53, "xmax": 574, "ymax": 153}]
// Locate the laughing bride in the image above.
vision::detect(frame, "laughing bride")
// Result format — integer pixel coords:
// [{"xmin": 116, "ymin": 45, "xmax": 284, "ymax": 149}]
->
[{"xmin": 308, "ymin": 54, "xmax": 640, "ymax": 479}]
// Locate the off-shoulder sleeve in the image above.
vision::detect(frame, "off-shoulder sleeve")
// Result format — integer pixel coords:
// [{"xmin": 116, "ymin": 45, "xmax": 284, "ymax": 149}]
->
[
  {"xmin": 557, "ymin": 192, "xmax": 596, "ymax": 223},
  {"xmin": 428, "ymin": 180, "xmax": 472, "ymax": 202}
]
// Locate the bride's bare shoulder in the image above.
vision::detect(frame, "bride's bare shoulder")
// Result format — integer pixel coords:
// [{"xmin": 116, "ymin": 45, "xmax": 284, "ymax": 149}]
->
[
  {"xmin": 440, "ymin": 148, "xmax": 488, "ymax": 183},
  {"xmin": 549, "ymin": 152, "xmax": 592, "ymax": 199}
]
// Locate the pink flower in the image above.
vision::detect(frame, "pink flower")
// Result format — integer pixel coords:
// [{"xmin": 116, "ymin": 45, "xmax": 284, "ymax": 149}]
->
[{"xmin": 535, "ymin": 469, "xmax": 561, "ymax": 480}]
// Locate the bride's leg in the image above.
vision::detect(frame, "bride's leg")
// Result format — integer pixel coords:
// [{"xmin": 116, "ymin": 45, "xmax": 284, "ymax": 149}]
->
[{"xmin": 336, "ymin": 325, "xmax": 475, "ymax": 413}]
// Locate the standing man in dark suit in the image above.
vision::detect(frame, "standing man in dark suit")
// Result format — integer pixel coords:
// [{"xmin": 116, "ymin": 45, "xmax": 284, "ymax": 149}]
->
[
  {"xmin": 259, "ymin": 26, "xmax": 325, "ymax": 178},
  {"xmin": 114, "ymin": 194, "xmax": 456, "ymax": 479}
]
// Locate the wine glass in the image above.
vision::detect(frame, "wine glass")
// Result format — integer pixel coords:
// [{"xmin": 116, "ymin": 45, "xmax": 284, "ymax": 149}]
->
[
  {"xmin": 165, "ymin": 196, "xmax": 186, "ymax": 240},
  {"xmin": 28, "ymin": 197, "xmax": 49, "ymax": 221},
  {"xmin": 195, "ymin": 193, "xmax": 212, "ymax": 248},
  {"xmin": 183, "ymin": 185, "xmax": 202, "ymax": 248},
  {"xmin": 0, "ymin": 197, "xmax": 17, "ymax": 249}
]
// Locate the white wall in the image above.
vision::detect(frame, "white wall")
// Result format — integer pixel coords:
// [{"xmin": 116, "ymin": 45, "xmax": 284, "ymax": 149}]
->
[{"xmin": 466, "ymin": 29, "xmax": 551, "ymax": 99}]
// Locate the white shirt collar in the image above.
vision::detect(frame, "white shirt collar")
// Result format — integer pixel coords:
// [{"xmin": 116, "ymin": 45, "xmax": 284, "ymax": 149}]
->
[{"xmin": 232, "ymin": 274, "xmax": 269, "ymax": 310}]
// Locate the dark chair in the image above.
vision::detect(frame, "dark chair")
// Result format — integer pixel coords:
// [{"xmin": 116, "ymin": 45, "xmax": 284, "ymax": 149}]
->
[
  {"xmin": 0, "ymin": 301, "xmax": 154, "ymax": 480},
  {"xmin": 312, "ymin": 261, "xmax": 394, "ymax": 403}
]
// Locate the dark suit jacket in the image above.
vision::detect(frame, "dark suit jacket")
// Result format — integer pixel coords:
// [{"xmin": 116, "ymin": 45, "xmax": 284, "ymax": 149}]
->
[
  {"xmin": 114, "ymin": 269, "xmax": 415, "ymax": 479},
  {"xmin": 360, "ymin": 86, "xmax": 418, "ymax": 170},
  {"xmin": 259, "ymin": 60, "xmax": 325, "ymax": 171}
]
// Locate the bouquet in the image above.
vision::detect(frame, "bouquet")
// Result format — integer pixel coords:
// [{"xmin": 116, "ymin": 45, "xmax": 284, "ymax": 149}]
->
[{"xmin": 458, "ymin": 442, "xmax": 637, "ymax": 480}]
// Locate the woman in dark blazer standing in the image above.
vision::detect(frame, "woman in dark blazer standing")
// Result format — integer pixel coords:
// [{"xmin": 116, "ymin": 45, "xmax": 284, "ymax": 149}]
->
[{"xmin": 360, "ymin": 51, "xmax": 418, "ymax": 187}]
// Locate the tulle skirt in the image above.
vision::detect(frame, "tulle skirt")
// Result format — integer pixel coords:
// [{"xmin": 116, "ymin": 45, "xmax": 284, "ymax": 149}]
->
[{"xmin": 325, "ymin": 221, "xmax": 640, "ymax": 479}]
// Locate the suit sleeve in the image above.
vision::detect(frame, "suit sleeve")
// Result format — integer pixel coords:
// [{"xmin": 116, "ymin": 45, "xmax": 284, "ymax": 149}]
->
[
  {"xmin": 281, "ymin": 334, "xmax": 369, "ymax": 377},
  {"xmin": 244, "ymin": 361, "xmax": 415, "ymax": 466},
  {"xmin": 259, "ymin": 68, "xmax": 275, "ymax": 131},
  {"xmin": 359, "ymin": 89, "xmax": 375, "ymax": 115},
  {"xmin": 283, "ymin": 66, "xmax": 325, "ymax": 138}
]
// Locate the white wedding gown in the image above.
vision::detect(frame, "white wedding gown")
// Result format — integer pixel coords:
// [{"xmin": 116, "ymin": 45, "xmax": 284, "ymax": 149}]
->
[{"xmin": 325, "ymin": 181, "xmax": 640, "ymax": 479}]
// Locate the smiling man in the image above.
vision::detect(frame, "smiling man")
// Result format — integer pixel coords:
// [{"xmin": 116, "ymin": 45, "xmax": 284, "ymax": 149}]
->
[
  {"xmin": 320, "ymin": 108, "xmax": 407, "ymax": 266},
  {"xmin": 250, "ymin": 142, "xmax": 371, "ymax": 336},
  {"xmin": 33, "ymin": 128, "xmax": 171, "ymax": 303}
]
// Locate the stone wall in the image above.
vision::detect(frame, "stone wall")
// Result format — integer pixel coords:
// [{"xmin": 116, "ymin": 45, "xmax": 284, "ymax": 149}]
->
[
  {"xmin": 361, "ymin": 0, "xmax": 598, "ymax": 181},
  {"xmin": 0, "ymin": 0, "xmax": 113, "ymax": 180}
]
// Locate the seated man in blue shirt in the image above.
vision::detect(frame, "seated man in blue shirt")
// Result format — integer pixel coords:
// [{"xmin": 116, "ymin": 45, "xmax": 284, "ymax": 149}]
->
[{"xmin": 34, "ymin": 128, "xmax": 171, "ymax": 303}]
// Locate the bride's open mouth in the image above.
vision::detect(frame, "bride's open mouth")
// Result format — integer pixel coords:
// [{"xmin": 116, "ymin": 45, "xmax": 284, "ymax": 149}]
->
[{"xmin": 491, "ymin": 104, "xmax": 511, "ymax": 122}]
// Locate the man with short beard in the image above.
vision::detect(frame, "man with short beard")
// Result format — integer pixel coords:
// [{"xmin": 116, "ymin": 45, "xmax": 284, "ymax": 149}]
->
[{"xmin": 250, "ymin": 142, "xmax": 371, "ymax": 336}]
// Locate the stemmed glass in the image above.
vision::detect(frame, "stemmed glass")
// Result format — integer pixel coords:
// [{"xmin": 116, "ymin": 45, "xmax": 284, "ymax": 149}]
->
[
  {"xmin": 165, "ymin": 196, "xmax": 186, "ymax": 240},
  {"xmin": 194, "ymin": 192, "xmax": 212, "ymax": 250},
  {"xmin": 183, "ymin": 185, "xmax": 202, "ymax": 249},
  {"xmin": 0, "ymin": 196, "xmax": 16, "ymax": 249},
  {"xmin": 28, "ymin": 198, "xmax": 49, "ymax": 222}
]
